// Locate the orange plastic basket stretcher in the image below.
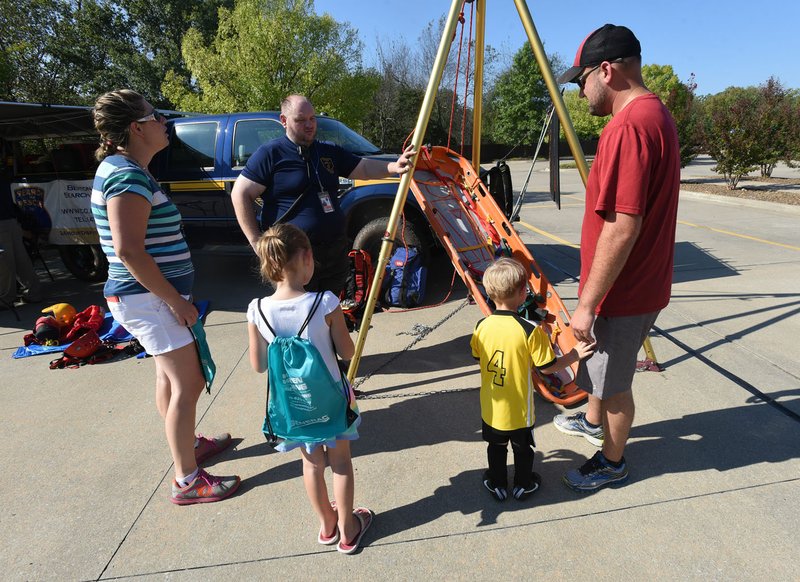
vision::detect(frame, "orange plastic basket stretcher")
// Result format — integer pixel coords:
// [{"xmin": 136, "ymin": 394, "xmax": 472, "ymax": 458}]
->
[{"xmin": 409, "ymin": 146, "xmax": 586, "ymax": 406}]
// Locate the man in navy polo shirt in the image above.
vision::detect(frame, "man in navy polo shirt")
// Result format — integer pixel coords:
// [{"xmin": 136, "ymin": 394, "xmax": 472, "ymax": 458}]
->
[{"xmin": 232, "ymin": 94, "xmax": 415, "ymax": 295}]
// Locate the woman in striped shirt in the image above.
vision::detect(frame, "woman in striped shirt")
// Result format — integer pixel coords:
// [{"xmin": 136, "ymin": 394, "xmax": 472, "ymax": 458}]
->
[{"xmin": 92, "ymin": 90, "xmax": 239, "ymax": 505}]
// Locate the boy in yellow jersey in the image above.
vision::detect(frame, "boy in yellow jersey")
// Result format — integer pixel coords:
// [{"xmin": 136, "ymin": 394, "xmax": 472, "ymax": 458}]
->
[{"xmin": 471, "ymin": 258, "xmax": 595, "ymax": 501}]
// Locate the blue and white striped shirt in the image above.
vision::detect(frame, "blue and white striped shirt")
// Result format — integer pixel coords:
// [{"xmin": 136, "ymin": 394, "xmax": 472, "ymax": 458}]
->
[{"xmin": 91, "ymin": 155, "xmax": 194, "ymax": 296}]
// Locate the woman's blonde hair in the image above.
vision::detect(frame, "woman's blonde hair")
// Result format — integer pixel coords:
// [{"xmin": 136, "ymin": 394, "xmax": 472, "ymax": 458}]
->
[
  {"xmin": 483, "ymin": 257, "xmax": 527, "ymax": 302},
  {"xmin": 255, "ymin": 223, "xmax": 311, "ymax": 284},
  {"xmin": 92, "ymin": 89, "xmax": 148, "ymax": 161}
]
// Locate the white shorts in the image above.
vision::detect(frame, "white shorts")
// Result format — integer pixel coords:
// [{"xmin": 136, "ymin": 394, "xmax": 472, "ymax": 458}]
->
[{"xmin": 106, "ymin": 292, "xmax": 193, "ymax": 356}]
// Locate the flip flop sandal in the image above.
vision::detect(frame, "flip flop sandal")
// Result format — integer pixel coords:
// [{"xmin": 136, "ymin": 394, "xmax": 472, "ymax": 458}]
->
[
  {"xmin": 318, "ymin": 500, "xmax": 340, "ymax": 545},
  {"xmin": 337, "ymin": 507, "xmax": 374, "ymax": 555},
  {"xmin": 318, "ymin": 525, "xmax": 340, "ymax": 545}
]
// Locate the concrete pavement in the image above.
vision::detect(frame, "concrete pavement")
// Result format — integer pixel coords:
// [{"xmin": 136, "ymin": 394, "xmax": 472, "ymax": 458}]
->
[{"xmin": 2, "ymin": 159, "xmax": 799, "ymax": 581}]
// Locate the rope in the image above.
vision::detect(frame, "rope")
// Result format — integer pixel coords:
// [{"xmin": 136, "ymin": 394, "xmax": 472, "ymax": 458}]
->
[
  {"xmin": 460, "ymin": 0, "xmax": 474, "ymax": 154},
  {"xmin": 447, "ymin": 7, "xmax": 466, "ymax": 151}
]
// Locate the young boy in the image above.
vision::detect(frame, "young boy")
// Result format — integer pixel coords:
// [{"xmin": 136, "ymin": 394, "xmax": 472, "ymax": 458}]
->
[{"xmin": 471, "ymin": 258, "xmax": 595, "ymax": 501}]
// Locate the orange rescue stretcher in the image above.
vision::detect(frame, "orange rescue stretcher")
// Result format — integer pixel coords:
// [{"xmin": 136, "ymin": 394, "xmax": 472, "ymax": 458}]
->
[{"xmin": 409, "ymin": 146, "xmax": 586, "ymax": 406}]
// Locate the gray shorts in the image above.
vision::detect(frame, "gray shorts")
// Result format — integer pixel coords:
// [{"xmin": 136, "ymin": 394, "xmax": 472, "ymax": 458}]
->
[{"xmin": 576, "ymin": 310, "xmax": 660, "ymax": 399}]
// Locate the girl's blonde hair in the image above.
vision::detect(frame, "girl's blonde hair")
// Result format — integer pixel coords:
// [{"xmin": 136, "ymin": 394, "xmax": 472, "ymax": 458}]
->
[
  {"xmin": 483, "ymin": 257, "xmax": 527, "ymax": 301},
  {"xmin": 255, "ymin": 223, "xmax": 311, "ymax": 284},
  {"xmin": 92, "ymin": 89, "xmax": 148, "ymax": 161}
]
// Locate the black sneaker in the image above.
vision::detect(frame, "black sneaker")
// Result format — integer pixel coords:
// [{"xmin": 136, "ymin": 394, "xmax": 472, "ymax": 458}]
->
[
  {"xmin": 482, "ymin": 471, "xmax": 508, "ymax": 501},
  {"xmin": 512, "ymin": 472, "xmax": 542, "ymax": 501},
  {"xmin": 563, "ymin": 451, "xmax": 629, "ymax": 493}
]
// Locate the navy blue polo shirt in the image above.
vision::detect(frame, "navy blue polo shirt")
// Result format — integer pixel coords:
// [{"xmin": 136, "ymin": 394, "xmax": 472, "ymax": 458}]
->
[{"xmin": 241, "ymin": 136, "xmax": 361, "ymax": 244}]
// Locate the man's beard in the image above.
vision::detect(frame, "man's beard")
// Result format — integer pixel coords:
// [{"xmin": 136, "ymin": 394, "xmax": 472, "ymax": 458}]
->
[{"xmin": 587, "ymin": 86, "xmax": 611, "ymax": 118}]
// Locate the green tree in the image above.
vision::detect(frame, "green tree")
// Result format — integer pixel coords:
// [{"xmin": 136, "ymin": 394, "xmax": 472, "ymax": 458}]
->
[
  {"xmin": 0, "ymin": 36, "xmax": 15, "ymax": 100},
  {"xmin": 0, "ymin": 0, "xmax": 157, "ymax": 104},
  {"xmin": 360, "ymin": 16, "xmax": 501, "ymax": 153},
  {"xmin": 360, "ymin": 40, "xmax": 425, "ymax": 151},
  {"xmin": 642, "ymin": 64, "xmax": 700, "ymax": 167},
  {"xmin": 485, "ymin": 43, "xmax": 562, "ymax": 145},
  {"xmin": 53, "ymin": 0, "xmax": 154, "ymax": 100},
  {"xmin": 701, "ymin": 80, "xmax": 800, "ymax": 186},
  {"xmin": 117, "ymin": 0, "xmax": 234, "ymax": 106},
  {"xmin": 701, "ymin": 86, "xmax": 761, "ymax": 189},
  {"xmin": 562, "ymin": 88, "xmax": 607, "ymax": 140},
  {"xmin": 165, "ymin": 0, "xmax": 375, "ymax": 127},
  {"xmin": 788, "ymin": 91, "xmax": 800, "ymax": 167},
  {"xmin": 750, "ymin": 77, "xmax": 797, "ymax": 176},
  {"xmin": 0, "ymin": 0, "xmax": 70, "ymax": 103}
]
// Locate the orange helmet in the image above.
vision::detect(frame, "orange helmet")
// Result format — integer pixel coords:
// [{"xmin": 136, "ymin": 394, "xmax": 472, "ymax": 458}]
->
[{"xmin": 41, "ymin": 303, "xmax": 77, "ymax": 327}]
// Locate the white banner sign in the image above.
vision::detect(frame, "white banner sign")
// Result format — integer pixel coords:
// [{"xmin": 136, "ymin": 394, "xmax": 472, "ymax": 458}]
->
[{"xmin": 11, "ymin": 179, "xmax": 98, "ymax": 245}]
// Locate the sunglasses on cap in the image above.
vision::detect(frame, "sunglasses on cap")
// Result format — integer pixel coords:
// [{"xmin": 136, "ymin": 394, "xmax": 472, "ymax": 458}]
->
[{"xmin": 136, "ymin": 109, "xmax": 162, "ymax": 123}]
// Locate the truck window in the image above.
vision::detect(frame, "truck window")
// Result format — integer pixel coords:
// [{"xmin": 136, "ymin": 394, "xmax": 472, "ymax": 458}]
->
[
  {"xmin": 232, "ymin": 119, "xmax": 284, "ymax": 167},
  {"xmin": 169, "ymin": 122, "xmax": 217, "ymax": 171},
  {"xmin": 316, "ymin": 118, "xmax": 382, "ymax": 156}
]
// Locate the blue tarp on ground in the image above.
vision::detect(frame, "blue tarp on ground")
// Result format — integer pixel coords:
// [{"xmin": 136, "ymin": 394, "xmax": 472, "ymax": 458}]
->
[{"xmin": 12, "ymin": 300, "xmax": 209, "ymax": 359}]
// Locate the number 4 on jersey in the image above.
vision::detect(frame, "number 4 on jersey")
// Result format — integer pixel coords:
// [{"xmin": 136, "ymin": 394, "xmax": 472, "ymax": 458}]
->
[{"xmin": 487, "ymin": 350, "xmax": 506, "ymax": 387}]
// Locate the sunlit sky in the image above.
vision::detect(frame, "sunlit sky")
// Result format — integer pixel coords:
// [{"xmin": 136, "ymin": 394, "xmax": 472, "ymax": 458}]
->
[{"xmin": 315, "ymin": 0, "xmax": 800, "ymax": 96}]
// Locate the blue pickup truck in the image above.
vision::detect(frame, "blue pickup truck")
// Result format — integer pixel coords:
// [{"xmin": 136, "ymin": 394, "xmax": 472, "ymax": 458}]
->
[{"xmin": 149, "ymin": 111, "xmax": 433, "ymax": 258}]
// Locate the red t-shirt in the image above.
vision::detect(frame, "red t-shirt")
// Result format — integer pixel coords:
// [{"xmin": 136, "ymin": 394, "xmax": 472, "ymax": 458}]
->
[{"xmin": 579, "ymin": 93, "xmax": 680, "ymax": 316}]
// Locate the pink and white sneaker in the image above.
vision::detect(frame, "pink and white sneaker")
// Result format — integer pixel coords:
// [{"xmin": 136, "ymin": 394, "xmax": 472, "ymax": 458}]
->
[{"xmin": 194, "ymin": 433, "xmax": 232, "ymax": 464}]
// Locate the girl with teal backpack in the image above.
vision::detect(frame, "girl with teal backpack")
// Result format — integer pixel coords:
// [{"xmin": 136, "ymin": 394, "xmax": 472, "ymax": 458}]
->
[{"xmin": 246, "ymin": 223, "xmax": 374, "ymax": 555}]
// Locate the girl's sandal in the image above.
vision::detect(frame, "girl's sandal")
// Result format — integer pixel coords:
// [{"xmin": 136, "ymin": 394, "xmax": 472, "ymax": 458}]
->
[
  {"xmin": 318, "ymin": 499, "xmax": 340, "ymax": 545},
  {"xmin": 336, "ymin": 507, "xmax": 374, "ymax": 555},
  {"xmin": 318, "ymin": 525, "xmax": 340, "ymax": 545}
]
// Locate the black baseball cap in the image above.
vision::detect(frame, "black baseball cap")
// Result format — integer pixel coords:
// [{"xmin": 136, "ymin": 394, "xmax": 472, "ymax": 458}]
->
[{"xmin": 558, "ymin": 24, "xmax": 641, "ymax": 85}]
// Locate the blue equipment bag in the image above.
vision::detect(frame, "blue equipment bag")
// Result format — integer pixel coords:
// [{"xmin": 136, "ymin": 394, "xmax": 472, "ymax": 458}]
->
[
  {"xmin": 381, "ymin": 246, "xmax": 427, "ymax": 308},
  {"xmin": 257, "ymin": 292, "xmax": 357, "ymax": 446}
]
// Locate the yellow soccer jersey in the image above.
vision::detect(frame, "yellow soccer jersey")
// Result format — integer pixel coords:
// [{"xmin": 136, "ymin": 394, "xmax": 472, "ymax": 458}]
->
[{"xmin": 470, "ymin": 310, "xmax": 557, "ymax": 431}]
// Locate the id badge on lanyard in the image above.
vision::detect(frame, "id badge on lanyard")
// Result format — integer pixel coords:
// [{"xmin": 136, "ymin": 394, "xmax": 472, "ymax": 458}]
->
[{"xmin": 318, "ymin": 190, "xmax": 334, "ymax": 213}]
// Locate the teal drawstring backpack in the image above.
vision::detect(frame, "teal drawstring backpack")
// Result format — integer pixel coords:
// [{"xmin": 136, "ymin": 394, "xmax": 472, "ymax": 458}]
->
[
  {"xmin": 189, "ymin": 319, "xmax": 215, "ymax": 394},
  {"xmin": 257, "ymin": 292, "xmax": 357, "ymax": 446}
]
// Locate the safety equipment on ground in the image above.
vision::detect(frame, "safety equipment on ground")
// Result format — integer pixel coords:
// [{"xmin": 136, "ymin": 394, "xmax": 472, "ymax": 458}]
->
[
  {"xmin": 32, "ymin": 316, "xmax": 61, "ymax": 345},
  {"xmin": 63, "ymin": 304, "xmax": 105, "ymax": 342},
  {"xmin": 41, "ymin": 303, "xmax": 77, "ymax": 327},
  {"xmin": 49, "ymin": 330, "xmax": 102, "ymax": 369}
]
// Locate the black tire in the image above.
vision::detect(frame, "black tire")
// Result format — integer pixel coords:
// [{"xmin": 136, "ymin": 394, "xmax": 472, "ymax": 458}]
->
[
  {"xmin": 353, "ymin": 217, "xmax": 426, "ymax": 265},
  {"xmin": 58, "ymin": 244, "xmax": 108, "ymax": 282}
]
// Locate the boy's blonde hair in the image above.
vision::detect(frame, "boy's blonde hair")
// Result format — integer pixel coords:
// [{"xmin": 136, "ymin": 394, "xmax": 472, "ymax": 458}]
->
[
  {"xmin": 255, "ymin": 223, "xmax": 311, "ymax": 284},
  {"xmin": 483, "ymin": 258, "xmax": 527, "ymax": 302}
]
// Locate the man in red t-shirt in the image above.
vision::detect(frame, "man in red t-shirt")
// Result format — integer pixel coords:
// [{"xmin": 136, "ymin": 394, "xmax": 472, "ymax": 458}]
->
[{"xmin": 552, "ymin": 24, "xmax": 680, "ymax": 492}]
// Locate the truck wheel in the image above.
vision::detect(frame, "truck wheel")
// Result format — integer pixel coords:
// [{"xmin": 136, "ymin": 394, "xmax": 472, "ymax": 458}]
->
[
  {"xmin": 353, "ymin": 217, "xmax": 426, "ymax": 265},
  {"xmin": 59, "ymin": 245, "xmax": 108, "ymax": 282}
]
